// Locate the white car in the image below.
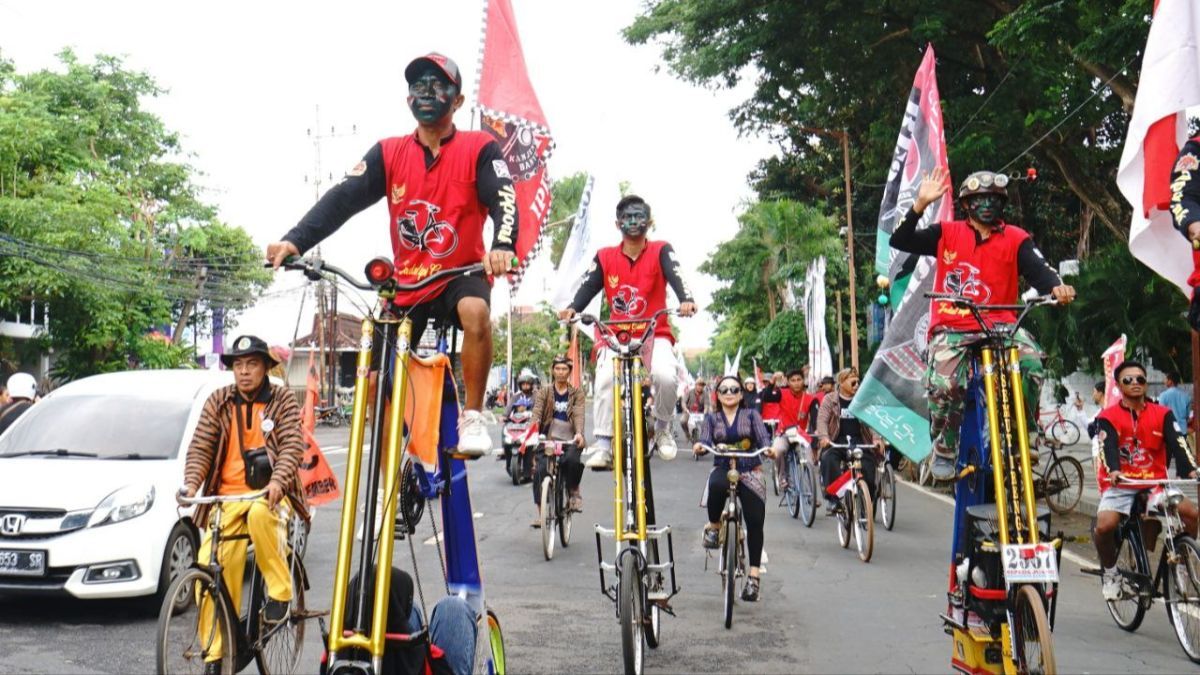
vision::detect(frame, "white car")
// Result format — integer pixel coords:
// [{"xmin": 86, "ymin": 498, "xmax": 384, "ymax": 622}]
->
[{"xmin": 0, "ymin": 369, "xmax": 294, "ymax": 605}]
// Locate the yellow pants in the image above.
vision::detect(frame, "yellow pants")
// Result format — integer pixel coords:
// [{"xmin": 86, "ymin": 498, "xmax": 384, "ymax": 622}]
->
[{"xmin": 197, "ymin": 498, "xmax": 293, "ymax": 662}]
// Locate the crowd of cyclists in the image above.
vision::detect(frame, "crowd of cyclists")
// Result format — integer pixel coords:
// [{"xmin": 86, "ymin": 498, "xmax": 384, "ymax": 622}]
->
[{"xmin": 167, "ymin": 50, "xmax": 1200, "ymax": 673}]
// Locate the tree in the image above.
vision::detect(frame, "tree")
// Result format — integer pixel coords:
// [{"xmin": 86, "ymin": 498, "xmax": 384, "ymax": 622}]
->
[
  {"xmin": 546, "ymin": 171, "xmax": 588, "ymax": 267},
  {"xmin": 0, "ymin": 50, "xmax": 270, "ymax": 379},
  {"xmin": 492, "ymin": 303, "xmax": 565, "ymax": 383}
]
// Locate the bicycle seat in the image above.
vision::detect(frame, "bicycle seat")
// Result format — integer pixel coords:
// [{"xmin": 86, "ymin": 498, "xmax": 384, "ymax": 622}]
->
[{"xmin": 966, "ymin": 502, "xmax": 1052, "ymax": 540}]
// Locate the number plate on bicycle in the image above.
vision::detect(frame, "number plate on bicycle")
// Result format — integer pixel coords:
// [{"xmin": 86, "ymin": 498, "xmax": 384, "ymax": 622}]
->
[{"xmin": 1002, "ymin": 543, "xmax": 1058, "ymax": 584}]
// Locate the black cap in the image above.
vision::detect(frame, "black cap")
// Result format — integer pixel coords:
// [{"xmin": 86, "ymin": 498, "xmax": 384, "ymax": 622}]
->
[
  {"xmin": 405, "ymin": 53, "xmax": 463, "ymax": 88},
  {"xmin": 221, "ymin": 335, "xmax": 279, "ymax": 368}
]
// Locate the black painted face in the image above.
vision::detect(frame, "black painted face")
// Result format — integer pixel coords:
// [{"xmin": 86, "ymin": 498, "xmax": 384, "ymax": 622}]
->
[
  {"xmin": 407, "ymin": 70, "xmax": 458, "ymax": 124},
  {"xmin": 965, "ymin": 194, "xmax": 1005, "ymax": 227},
  {"xmin": 617, "ymin": 204, "xmax": 651, "ymax": 237}
]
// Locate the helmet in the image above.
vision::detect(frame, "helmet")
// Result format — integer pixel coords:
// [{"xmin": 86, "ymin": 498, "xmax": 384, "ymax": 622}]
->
[
  {"xmin": 958, "ymin": 171, "xmax": 1009, "ymax": 200},
  {"xmin": 6, "ymin": 372, "xmax": 36, "ymax": 400},
  {"xmin": 517, "ymin": 371, "xmax": 535, "ymax": 385}
]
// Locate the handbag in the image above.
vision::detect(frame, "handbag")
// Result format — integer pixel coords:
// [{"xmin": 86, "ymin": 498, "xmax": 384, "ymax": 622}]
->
[{"xmin": 236, "ymin": 401, "xmax": 274, "ymax": 490}]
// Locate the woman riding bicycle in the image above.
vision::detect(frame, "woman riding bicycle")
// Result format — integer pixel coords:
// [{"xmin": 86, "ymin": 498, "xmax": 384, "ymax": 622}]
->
[{"xmin": 693, "ymin": 375, "xmax": 774, "ymax": 602}]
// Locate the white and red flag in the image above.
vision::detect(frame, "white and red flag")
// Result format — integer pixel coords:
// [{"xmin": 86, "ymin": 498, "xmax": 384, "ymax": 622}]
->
[
  {"xmin": 1116, "ymin": 0, "xmax": 1200, "ymax": 295},
  {"xmin": 825, "ymin": 469, "xmax": 853, "ymax": 499},
  {"xmin": 476, "ymin": 0, "xmax": 554, "ymax": 291},
  {"xmin": 1101, "ymin": 335, "xmax": 1128, "ymax": 408}
]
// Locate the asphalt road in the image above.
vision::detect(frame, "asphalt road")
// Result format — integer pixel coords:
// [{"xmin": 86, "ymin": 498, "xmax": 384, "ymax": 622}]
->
[{"xmin": 2, "ymin": 421, "xmax": 1199, "ymax": 673}]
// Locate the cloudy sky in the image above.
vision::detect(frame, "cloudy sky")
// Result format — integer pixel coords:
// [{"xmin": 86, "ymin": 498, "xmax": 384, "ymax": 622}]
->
[{"xmin": 0, "ymin": 0, "xmax": 777, "ymax": 349}]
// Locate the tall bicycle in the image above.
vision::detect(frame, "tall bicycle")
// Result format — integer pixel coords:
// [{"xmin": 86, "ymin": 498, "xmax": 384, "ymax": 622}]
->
[
  {"xmin": 1083, "ymin": 477, "xmax": 1200, "ymax": 663},
  {"xmin": 578, "ymin": 309, "xmax": 681, "ymax": 675},
  {"xmin": 279, "ymin": 256, "xmax": 505, "ymax": 675},
  {"xmin": 696, "ymin": 443, "xmax": 768, "ymax": 629},
  {"xmin": 156, "ymin": 490, "xmax": 308, "ymax": 675},
  {"xmin": 932, "ymin": 293, "xmax": 1061, "ymax": 675}
]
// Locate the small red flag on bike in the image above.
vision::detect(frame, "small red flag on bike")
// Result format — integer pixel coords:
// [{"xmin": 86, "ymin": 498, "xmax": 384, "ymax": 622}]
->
[{"xmin": 825, "ymin": 469, "xmax": 853, "ymax": 498}]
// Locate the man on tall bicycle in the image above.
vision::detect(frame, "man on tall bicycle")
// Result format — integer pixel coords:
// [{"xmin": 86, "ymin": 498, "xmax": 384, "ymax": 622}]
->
[
  {"xmin": 557, "ymin": 195, "xmax": 698, "ymax": 469},
  {"xmin": 530, "ymin": 355, "xmax": 586, "ymax": 524},
  {"xmin": 1093, "ymin": 360, "xmax": 1199, "ymax": 600},
  {"xmin": 265, "ymin": 52, "xmax": 518, "ymax": 457},
  {"xmin": 890, "ymin": 167, "xmax": 1076, "ymax": 481},
  {"xmin": 178, "ymin": 336, "xmax": 307, "ymax": 675}
]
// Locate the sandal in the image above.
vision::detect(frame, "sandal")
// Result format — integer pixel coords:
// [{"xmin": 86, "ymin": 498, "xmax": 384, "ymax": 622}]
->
[{"xmin": 741, "ymin": 576, "xmax": 760, "ymax": 602}]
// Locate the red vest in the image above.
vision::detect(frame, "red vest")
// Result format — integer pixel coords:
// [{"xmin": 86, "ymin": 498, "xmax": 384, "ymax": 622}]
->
[
  {"xmin": 596, "ymin": 240, "xmax": 674, "ymax": 341},
  {"xmin": 1096, "ymin": 401, "xmax": 1172, "ymax": 492},
  {"xmin": 380, "ymin": 131, "xmax": 494, "ymax": 306},
  {"xmin": 929, "ymin": 220, "xmax": 1029, "ymax": 334}
]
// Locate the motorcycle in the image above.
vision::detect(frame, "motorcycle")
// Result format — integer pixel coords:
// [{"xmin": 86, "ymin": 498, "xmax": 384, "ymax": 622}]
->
[
  {"xmin": 502, "ymin": 410, "xmax": 536, "ymax": 485},
  {"xmin": 688, "ymin": 412, "xmax": 705, "ymax": 460}
]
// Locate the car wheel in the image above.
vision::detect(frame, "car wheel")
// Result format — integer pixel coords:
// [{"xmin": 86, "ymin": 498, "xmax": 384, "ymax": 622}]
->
[{"xmin": 151, "ymin": 522, "xmax": 197, "ymax": 614}]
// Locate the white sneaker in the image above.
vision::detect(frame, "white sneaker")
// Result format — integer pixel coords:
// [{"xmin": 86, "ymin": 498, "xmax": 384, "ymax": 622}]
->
[
  {"xmin": 456, "ymin": 410, "xmax": 489, "ymax": 459},
  {"xmin": 654, "ymin": 428, "xmax": 677, "ymax": 461},
  {"xmin": 1102, "ymin": 571, "xmax": 1123, "ymax": 601},
  {"xmin": 585, "ymin": 447, "xmax": 613, "ymax": 470}
]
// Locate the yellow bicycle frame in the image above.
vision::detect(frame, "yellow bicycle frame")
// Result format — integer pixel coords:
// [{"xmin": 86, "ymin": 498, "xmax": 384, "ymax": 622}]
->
[
  {"xmin": 611, "ymin": 354, "xmax": 647, "ymax": 542},
  {"xmin": 326, "ymin": 316, "xmax": 414, "ymax": 669},
  {"xmin": 978, "ymin": 345, "xmax": 1041, "ymax": 548}
]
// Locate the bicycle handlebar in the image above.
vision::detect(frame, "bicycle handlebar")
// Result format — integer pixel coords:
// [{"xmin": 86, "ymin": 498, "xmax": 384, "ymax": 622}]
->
[
  {"xmin": 922, "ymin": 292, "xmax": 1057, "ymax": 337},
  {"xmin": 568, "ymin": 308, "xmax": 678, "ymax": 351},
  {"xmin": 176, "ymin": 488, "xmax": 268, "ymax": 506},
  {"xmin": 695, "ymin": 444, "xmax": 770, "ymax": 459},
  {"xmin": 1113, "ymin": 477, "xmax": 1200, "ymax": 488},
  {"xmin": 273, "ymin": 255, "xmax": 486, "ymax": 293}
]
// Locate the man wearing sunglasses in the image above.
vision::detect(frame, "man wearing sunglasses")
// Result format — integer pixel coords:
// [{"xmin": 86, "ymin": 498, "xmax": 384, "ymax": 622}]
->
[
  {"xmin": 559, "ymin": 195, "xmax": 697, "ymax": 469},
  {"xmin": 1093, "ymin": 360, "xmax": 1199, "ymax": 601},
  {"xmin": 891, "ymin": 166, "xmax": 1076, "ymax": 481},
  {"xmin": 265, "ymin": 52, "xmax": 518, "ymax": 458},
  {"xmin": 815, "ymin": 369, "xmax": 884, "ymax": 515}
]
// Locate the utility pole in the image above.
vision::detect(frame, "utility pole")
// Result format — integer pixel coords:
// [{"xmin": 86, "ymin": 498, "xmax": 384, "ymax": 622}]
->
[{"xmin": 836, "ymin": 290, "xmax": 845, "ymax": 371}]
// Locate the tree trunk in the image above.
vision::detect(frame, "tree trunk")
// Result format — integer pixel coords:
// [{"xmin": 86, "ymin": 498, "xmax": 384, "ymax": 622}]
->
[
  {"xmin": 1078, "ymin": 205, "xmax": 1094, "ymax": 260},
  {"xmin": 171, "ymin": 266, "xmax": 207, "ymax": 345}
]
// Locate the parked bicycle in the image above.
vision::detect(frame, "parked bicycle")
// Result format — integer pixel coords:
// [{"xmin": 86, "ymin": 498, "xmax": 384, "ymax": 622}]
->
[
  {"xmin": 696, "ymin": 443, "xmax": 768, "ymax": 629},
  {"xmin": 1083, "ymin": 477, "xmax": 1200, "ymax": 663},
  {"xmin": 1037, "ymin": 406, "xmax": 1081, "ymax": 446},
  {"xmin": 279, "ymin": 256, "xmax": 505, "ymax": 675},
  {"xmin": 578, "ymin": 309, "xmax": 680, "ymax": 675},
  {"xmin": 1030, "ymin": 435, "xmax": 1084, "ymax": 515},
  {"xmin": 826, "ymin": 439, "xmax": 878, "ymax": 563},
  {"xmin": 156, "ymin": 490, "xmax": 308, "ymax": 675},
  {"xmin": 536, "ymin": 437, "xmax": 576, "ymax": 561}
]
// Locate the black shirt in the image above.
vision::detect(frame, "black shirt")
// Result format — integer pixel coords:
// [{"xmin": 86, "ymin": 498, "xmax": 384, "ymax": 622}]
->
[
  {"xmin": 1171, "ymin": 138, "xmax": 1200, "ymax": 236},
  {"xmin": 552, "ymin": 389, "xmax": 570, "ymax": 423},
  {"xmin": 0, "ymin": 400, "xmax": 32, "ymax": 437},
  {"xmin": 837, "ymin": 395, "xmax": 864, "ymax": 445}
]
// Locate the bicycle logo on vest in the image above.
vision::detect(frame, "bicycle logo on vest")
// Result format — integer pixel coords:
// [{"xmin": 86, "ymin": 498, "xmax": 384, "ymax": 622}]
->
[
  {"xmin": 942, "ymin": 263, "xmax": 992, "ymax": 305},
  {"xmin": 611, "ymin": 285, "xmax": 647, "ymax": 317},
  {"xmin": 396, "ymin": 199, "xmax": 459, "ymax": 258}
]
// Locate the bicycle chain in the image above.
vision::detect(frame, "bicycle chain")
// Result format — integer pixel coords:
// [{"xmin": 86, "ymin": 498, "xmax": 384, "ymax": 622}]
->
[{"xmin": 427, "ymin": 494, "xmax": 450, "ymax": 595}]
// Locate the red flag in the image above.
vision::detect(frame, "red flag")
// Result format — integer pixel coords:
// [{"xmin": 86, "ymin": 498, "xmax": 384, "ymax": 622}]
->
[
  {"xmin": 1116, "ymin": 0, "xmax": 1200, "ymax": 295},
  {"xmin": 476, "ymin": 0, "xmax": 554, "ymax": 290},
  {"xmin": 567, "ymin": 326, "xmax": 582, "ymax": 389},
  {"xmin": 297, "ymin": 352, "xmax": 340, "ymax": 506}
]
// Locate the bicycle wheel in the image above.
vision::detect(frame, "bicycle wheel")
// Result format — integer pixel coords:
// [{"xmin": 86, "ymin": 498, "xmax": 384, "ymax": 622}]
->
[
  {"xmin": 723, "ymin": 519, "xmax": 737, "ymax": 629},
  {"xmin": 1106, "ymin": 527, "xmax": 1149, "ymax": 632},
  {"xmin": 880, "ymin": 465, "xmax": 897, "ymax": 531},
  {"xmin": 799, "ymin": 462, "xmax": 817, "ymax": 527},
  {"xmin": 1164, "ymin": 537, "xmax": 1200, "ymax": 663},
  {"xmin": 1042, "ymin": 456, "xmax": 1083, "ymax": 515},
  {"xmin": 254, "ymin": 559, "xmax": 306, "ymax": 675},
  {"xmin": 486, "ymin": 607, "xmax": 506, "ymax": 675},
  {"xmin": 557, "ymin": 473, "xmax": 572, "ymax": 548},
  {"xmin": 508, "ymin": 452, "xmax": 520, "ymax": 486},
  {"xmin": 1049, "ymin": 419, "xmax": 1080, "ymax": 446},
  {"xmin": 767, "ymin": 459, "xmax": 778, "ymax": 496},
  {"xmin": 1012, "ymin": 584, "xmax": 1056, "ymax": 675},
  {"xmin": 156, "ymin": 567, "xmax": 235, "ymax": 675},
  {"xmin": 852, "ymin": 480, "xmax": 874, "ymax": 563},
  {"xmin": 786, "ymin": 452, "xmax": 800, "ymax": 519},
  {"xmin": 619, "ymin": 551, "xmax": 645, "ymax": 675},
  {"xmin": 836, "ymin": 494, "xmax": 851, "ymax": 549},
  {"xmin": 541, "ymin": 476, "xmax": 555, "ymax": 561}
]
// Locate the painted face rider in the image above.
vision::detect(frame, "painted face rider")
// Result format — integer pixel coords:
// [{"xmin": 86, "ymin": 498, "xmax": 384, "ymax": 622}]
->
[
  {"xmin": 558, "ymin": 195, "xmax": 698, "ymax": 469},
  {"xmin": 889, "ymin": 166, "xmax": 1076, "ymax": 481},
  {"xmin": 266, "ymin": 52, "xmax": 521, "ymax": 458}
]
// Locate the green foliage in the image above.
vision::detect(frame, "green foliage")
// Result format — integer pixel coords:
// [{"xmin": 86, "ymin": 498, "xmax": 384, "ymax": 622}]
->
[
  {"xmin": 547, "ymin": 171, "xmax": 588, "ymax": 267},
  {"xmin": 0, "ymin": 51, "xmax": 270, "ymax": 380},
  {"xmin": 493, "ymin": 304, "xmax": 566, "ymax": 384}
]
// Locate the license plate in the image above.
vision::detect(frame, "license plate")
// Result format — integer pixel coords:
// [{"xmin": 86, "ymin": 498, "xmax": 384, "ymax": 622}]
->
[
  {"xmin": 0, "ymin": 549, "xmax": 47, "ymax": 577},
  {"xmin": 1002, "ymin": 543, "xmax": 1058, "ymax": 584}
]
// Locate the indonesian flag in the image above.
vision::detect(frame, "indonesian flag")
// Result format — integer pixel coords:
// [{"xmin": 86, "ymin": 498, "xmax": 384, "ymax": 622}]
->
[
  {"xmin": 298, "ymin": 353, "xmax": 340, "ymax": 507},
  {"xmin": 1116, "ymin": 0, "xmax": 1200, "ymax": 295},
  {"xmin": 1101, "ymin": 335, "xmax": 1128, "ymax": 408},
  {"xmin": 825, "ymin": 469, "xmax": 853, "ymax": 499},
  {"xmin": 476, "ymin": 0, "xmax": 554, "ymax": 291}
]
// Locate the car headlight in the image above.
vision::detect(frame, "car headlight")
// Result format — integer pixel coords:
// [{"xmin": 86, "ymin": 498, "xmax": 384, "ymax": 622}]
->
[{"xmin": 87, "ymin": 485, "xmax": 156, "ymax": 527}]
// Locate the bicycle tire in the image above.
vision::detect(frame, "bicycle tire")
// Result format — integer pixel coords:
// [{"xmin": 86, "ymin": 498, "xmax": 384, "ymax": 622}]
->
[
  {"xmin": 799, "ymin": 461, "xmax": 817, "ymax": 527},
  {"xmin": 1049, "ymin": 419, "xmax": 1080, "ymax": 446},
  {"xmin": 540, "ymin": 476, "xmax": 555, "ymax": 561},
  {"xmin": 1164, "ymin": 536, "xmax": 1200, "ymax": 663},
  {"xmin": 557, "ymin": 470, "xmax": 572, "ymax": 548},
  {"xmin": 619, "ymin": 551, "xmax": 645, "ymax": 675},
  {"xmin": 1106, "ymin": 526, "xmax": 1149, "ymax": 632},
  {"xmin": 836, "ymin": 493, "xmax": 852, "ymax": 548},
  {"xmin": 1012, "ymin": 584, "xmax": 1056, "ymax": 675},
  {"xmin": 723, "ymin": 519, "xmax": 737, "ymax": 629},
  {"xmin": 786, "ymin": 451, "xmax": 800, "ymax": 519},
  {"xmin": 853, "ymin": 479, "xmax": 874, "ymax": 563},
  {"xmin": 156, "ymin": 567, "xmax": 235, "ymax": 675},
  {"xmin": 880, "ymin": 465, "xmax": 897, "ymax": 531},
  {"xmin": 508, "ymin": 453, "xmax": 520, "ymax": 486},
  {"xmin": 486, "ymin": 607, "xmax": 506, "ymax": 675},
  {"xmin": 253, "ymin": 558, "xmax": 306, "ymax": 675},
  {"xmin": 1042, "ymin": 456, "xmax": 1083, "ymax": 515}
]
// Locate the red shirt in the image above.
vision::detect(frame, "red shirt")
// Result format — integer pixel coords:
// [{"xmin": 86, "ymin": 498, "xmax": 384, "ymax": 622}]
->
[
  {"xmin": 596, "ymin": 240, "xmax": 674, "ymax": 341},
  {"xmin": 778, "ymin": 388, "xmax": 814, "ymax": 435},
  {"xmin": 381, "ymin": 132, "xmax": 495, "ymax": 306},
  {"xmin": 1096, "ymin": 401, "xmax": 1173, "ymax": 493},
  {"xmin": 929, "ymin": 220, "xmax": 1029, "ymax": 334}
]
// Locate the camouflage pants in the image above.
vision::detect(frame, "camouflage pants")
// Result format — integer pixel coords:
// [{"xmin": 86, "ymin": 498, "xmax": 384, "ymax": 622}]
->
[{"xmin": 925, "ymin": 329, "xmax": 1045, "ymax": 461}]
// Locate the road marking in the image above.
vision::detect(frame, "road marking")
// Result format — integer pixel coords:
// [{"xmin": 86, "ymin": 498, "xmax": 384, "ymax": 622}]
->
[
  {"xmin": 423, "ymin": 532, "xmax": 444, "ymax": 546},
  {"xmin": 899, "ymin": 479, "xmax": 1095, "ymax": 568},
  {"xmin": 322, "ymin": 446, "xmax": 349, "ymax": 456}
]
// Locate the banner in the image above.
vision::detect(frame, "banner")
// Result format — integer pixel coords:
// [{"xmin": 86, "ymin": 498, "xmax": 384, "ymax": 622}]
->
[
  {"xmin": 1102, "ymin": 335, "xmax": 1128, "ymax": 408},
  {"xmin": 551, "ymin": 173, "xmax": 597, "ymax": 310},
  {"xmin": 802, "ymin": 257, "xmax": 834, "ymax": 386},
  {"xmin": 1115, "ymin": 0, "xmax": 1200, "ymax": 296},
  {"xmin": 476, "ymin": 0, "xmax": 554, "ymax": 291},
  {"xmin": 850, "ymin": 44, "xmax": 952, "ymax": 462},
  {"xmin": 298, "ymin": 353, "xmax": 340, "ymax": 507}
]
